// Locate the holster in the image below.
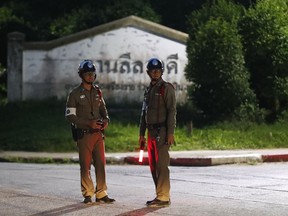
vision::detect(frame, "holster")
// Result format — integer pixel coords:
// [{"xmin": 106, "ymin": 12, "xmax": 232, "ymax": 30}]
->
[
  {"xmin": 146, "ymin": 122, "xmax": 166, "ymax": 130},
  {"xmin": 71, "ymin": 124, "xmax": 77, "ymax": 141},
  {"xmin": 71, "ymin": 124, "xmax": 84, "ymax": 141}
]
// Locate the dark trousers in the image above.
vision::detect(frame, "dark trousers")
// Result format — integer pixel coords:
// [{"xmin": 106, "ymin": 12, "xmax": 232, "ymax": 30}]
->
[
  {"xmin": 77, "ymin": 132, "xmax": 108, "ymax": 199},
  {"xmin": 147, "ymin": 127, "xmax": 170, "ymax": 201}
]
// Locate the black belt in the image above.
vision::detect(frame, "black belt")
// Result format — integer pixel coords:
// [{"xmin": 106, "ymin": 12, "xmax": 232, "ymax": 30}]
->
[
  {"xmin": 82, "ymin": 128, "xmax": 101, "ymax": 134},
  {"xmin": 147, "ymin": 122, "xmax": 166, "ymax": 130}
]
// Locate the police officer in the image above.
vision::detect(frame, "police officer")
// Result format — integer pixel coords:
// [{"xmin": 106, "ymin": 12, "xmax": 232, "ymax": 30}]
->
[
  {"xmin": 65, "ymin": 59, "xmax": 115, "ymax": 204},
  {"xmin": 139, "ymin": 58, "xmax": 176, "ymax": 207}
]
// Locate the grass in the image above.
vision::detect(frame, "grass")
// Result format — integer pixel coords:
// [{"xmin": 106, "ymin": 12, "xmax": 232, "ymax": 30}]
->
[{"xmin": 0, "ymin": 98, "xmax": 288, "ymax": 152}]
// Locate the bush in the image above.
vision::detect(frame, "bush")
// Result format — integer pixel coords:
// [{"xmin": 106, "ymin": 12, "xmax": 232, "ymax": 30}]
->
[{"xmin": 186, "ymin": 0, "xmax": 258, "ymax": 122}]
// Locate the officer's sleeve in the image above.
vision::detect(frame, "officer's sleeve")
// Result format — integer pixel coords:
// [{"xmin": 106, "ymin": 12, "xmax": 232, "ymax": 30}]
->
[
  {"xmin": 139, "ymin": 99, "xmax": 147, "ymax": 136},
  {"xmin": 165, "ymin": 84, "xmax": 176, "ymax": 135},
  {"xmin": 99, "ymin": 97, "xmax": 110, "ymax": 122},
  {"xmin": 65, "ymin": 92, "xmax": 88, "ymax": 127}
]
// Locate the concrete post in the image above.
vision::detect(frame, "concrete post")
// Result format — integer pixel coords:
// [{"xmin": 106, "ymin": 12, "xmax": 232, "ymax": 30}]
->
[
  {"xmin": 7, "ymin": 32, "xmax": 25, "ymax": 102},
  {"xmin": 186, "ymin": 121, "xmax": 193, "ymax": 136}
]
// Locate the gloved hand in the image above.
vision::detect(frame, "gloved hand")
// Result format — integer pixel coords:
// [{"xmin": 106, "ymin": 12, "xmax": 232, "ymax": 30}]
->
[
  {"xmin": 87, "ymin": 119, "xmax": 105, "ymax": 130},
  {"xmin": 139, "ymin": 136, "xmax": 146, "ymax": 149},
  {"xmin": 167, "ymin": 134, "xmax": 175, "ymax": 146},
  {"xmin": 87, "ymin": 120, "xmax": 99, "ymax": 129},
  {"xmin": 102, "ymin": 118, "xmax": 109, "ymax": 129}
]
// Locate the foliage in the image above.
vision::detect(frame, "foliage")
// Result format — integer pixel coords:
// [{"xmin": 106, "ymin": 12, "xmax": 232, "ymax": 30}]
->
[
  {"xmin": 185, "ymin": 0, "xmax": 260, "ymax": 122},
  {"xmin": 0, "ymin": 99, "xmax": 73, "ymax": 152},
  {"xmin": 0, "ymin": 6, "xmax": 27, "ymax": 27},
  {"xmin": 150, "ymin": 0, "xmax": 207, "ymax": 32},
  {"xmin": 0, "ymin": 63, "xmax": 7, "ymax": 105},
  {"xmin": 50, "ymin": 7, "xmax": 95, "ymax": 38},
  {"xmin": 173, "ymin": 122, "xmax": 288, "ymax": 150},
  {"xmin": 1, "ymin": 0, "xmax": 287, "ymax": 126},
  {"xmin": 185, "ymin": 0, "xmax": 244, "ymax": 38},
  {"xmin": 0, "ymin": 0, "xmax": 163, "ymax": 75},
  {"xmin": 104, "ymin": 0, "xmax": 161, "ymax": 23},
  {"xmin": 50, "ymin": 0, "xmax": 161, "ymax": 37},
  {"xmin": 0, "ymin": 6, "xmax": 35, "ymax": 67},
  {"xmin": 0, "ymin": 0, "xmax": 254, "ymax": 67},
  {"xmin": 239, "ymin": 0, "xmax": 288, "ymax": 121},
  {"xmin": 0, "ymin": 99, "xmax": 288, "ymax": 153}
]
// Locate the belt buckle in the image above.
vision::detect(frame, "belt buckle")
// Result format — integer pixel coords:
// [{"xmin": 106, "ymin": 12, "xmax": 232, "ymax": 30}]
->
[
  {"xmin": 147, "ymin": 124, "xmax": 154, "ymax": 130},
  {"xmin": 92, "ymin": 129, "xmax": 98, "ymax": 133}
]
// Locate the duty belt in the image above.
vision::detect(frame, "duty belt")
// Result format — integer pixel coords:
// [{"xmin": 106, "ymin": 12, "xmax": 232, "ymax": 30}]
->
[
  {"xmin": 147, "ymin": 122, "xmax": 166, "ymax": 130},
  {"xmin": 82, "ymin": 128, "xmax": 101, "ymax": 134}
]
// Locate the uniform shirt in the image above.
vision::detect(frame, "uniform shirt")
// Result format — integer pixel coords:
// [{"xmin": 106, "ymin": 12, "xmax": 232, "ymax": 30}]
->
[
  {"xmin": 65, "ymin": 84, "xmax": 109, "ymax": 129},
  {"xmin": 139, "ymin": 78, "xmax": 176, "ymax": 136}
]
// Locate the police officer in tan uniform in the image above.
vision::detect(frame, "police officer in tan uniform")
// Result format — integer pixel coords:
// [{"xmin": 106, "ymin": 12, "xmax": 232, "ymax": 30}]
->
[
  {"xmin": 139, "ymin": 58, "xmax": 176, "ymax": 207},
  {"xmin": 65, "ymin": 60, "xmax": 115, "ymax": 204}
]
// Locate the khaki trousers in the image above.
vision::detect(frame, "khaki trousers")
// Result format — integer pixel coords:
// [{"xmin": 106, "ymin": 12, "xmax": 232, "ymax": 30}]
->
[
  {"xmin": 147, "ymin": 127, "xmax": 170, "ymax": 201},
  {"xmin": 77, "ymin": 132, "xmax": 108, "ymax": 199}
]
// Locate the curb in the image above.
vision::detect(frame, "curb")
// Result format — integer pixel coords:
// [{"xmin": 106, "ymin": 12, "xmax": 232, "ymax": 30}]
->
[
  {"xmin": 1, "ymin": 153, "xmax": 288, "ymax": 166},
  {"xmin": 123, "ymin": 153, "xmax": 288, "ymax": 166},
  {"xmin": 262, "ymin": 154, "xmax": 288, "ymax": 162},
  {"xmin": 0, "ymin": 156, "xmax": 79, "ymax": 164},
  {"xmin": 124, "ymin": 155, "xmax": 261, "ymax": 166}
]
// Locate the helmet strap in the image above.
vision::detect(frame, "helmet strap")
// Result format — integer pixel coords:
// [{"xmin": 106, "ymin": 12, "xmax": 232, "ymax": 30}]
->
[
  {"xmin": 151, "ymin": 78, "xmax": 159, "ymax": 82},
  {"xmin": 81, "ymin": 74, "xmax": 96, "ymax": 85},
  {"xmin": 82, "ymin": 77, "xmax": 93, "ymax": 85},
  {"xmin": 147, "ymin": 71, "xmax": 162, "ymax": 82},
  {"xmin": 84, "ymin": 80, "xmax": 94, "ymax": 85}
]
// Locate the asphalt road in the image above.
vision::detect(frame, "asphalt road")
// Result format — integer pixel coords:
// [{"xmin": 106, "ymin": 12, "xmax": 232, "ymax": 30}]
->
[{"xmin": 1, "ymin": 162, "xmax": 288, "ymax": 216}]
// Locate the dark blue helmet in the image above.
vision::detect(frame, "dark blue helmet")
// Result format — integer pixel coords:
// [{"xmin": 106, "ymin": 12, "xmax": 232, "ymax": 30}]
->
[
  {"xmin": 78, "ymin": 59, "xmax": 96, "ymax": 77},
  {"xmin": 146, "ymin": 58, "xmax": 164, "ymax": 71}
]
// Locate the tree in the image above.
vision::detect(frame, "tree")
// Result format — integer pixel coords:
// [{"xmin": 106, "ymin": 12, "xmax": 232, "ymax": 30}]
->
[
  {"xmin": 0, "ymin": 0, "xmax": 258, "ymax": 105},
  {"xmin": 239, "ymin": 0, "xmax": 288, "ymax": 121},
  {"xmin": 0, "ymin": 6, "xmax": 35, "ymax": 102},
  {"xmin": 150, "ymin": 0, "xmax": 206, "ymax": 32},
  {"xmin": 0, "ymin": 62, "xmax": 6, "ymax": 105},
  {"xmin": 185, "ymin": 0, "xmax": 259, "ymax": 122},
  {"xmin": 50, "ymin": 0, "xmax": 161, "ymax": 37}
]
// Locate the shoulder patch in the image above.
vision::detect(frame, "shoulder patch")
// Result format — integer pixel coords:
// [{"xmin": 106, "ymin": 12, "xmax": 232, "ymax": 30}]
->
[
  {"xmin": 159, "ymin": 82, "xmax": 166, "ymax": 97},
  {"xmin": 159, "ymin": 81, "xmax": 175, "ymax": 97},
  {"xmin": 93, "ymin": 85, "xmax": 102, "ymax": 99},
  {"xmin": 166, "ymin": 82, "xmax": 175, "ymax": 89}
]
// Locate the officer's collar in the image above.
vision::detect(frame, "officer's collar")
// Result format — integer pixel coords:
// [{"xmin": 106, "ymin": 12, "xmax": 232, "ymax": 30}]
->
[
  {"xmin": 80, "ymin": 83, "xmax": 96, "ymax": 91},
  {"xmin": 150, "ymin": 77, "xmax": 163, "ymax": 87}
]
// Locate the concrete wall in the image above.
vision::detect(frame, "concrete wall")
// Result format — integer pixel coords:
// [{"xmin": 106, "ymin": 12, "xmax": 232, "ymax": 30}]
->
[
  {"xmin": 8, "ymin": 16, "xmax": 189, "ymax": 104},
  {"xmin": 7, "ymin": 32, "xmax": 25, "ymax": 102}
]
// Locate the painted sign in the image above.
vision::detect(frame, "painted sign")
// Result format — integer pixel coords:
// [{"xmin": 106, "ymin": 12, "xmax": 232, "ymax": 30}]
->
[{"xmin": 22, "ymin": 25, "xmax": 188, "ymax": 103}]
